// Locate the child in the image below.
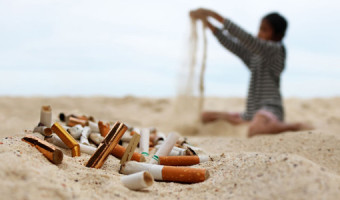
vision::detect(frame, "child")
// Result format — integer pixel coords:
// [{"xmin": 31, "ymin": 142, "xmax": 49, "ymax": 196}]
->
[{"xmin": 190, "ymin": 8, "xmax": 307, "ymax": 137}]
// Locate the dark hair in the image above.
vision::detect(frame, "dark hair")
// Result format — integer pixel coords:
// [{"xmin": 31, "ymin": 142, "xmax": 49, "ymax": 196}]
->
[{"xmin": 263, "ymin": 12, "xmax": 288, "ymax": 40}]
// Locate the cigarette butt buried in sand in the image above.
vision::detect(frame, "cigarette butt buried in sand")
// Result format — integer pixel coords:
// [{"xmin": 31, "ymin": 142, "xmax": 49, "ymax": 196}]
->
[
  {"xmin": 150, "ymin": 132, "xmax": 179, "ymax": 164},
  {"xmin": 22, "ymin": 135, "xmax": 63, "ymax": 164},
  {"xmin": 67, "ymin": 117, "xmax": 88, "ymax": 127},
  {"xmin": 158, "ymin": 155, "xmax": 210, "ymax": 166},
  {"xmin": 88, "ymin": 121, "xmax": 99, "ymax": 133},
  {"xmin": 98, "ymin": 121, "xmax": 111, "ymax": 137},
  {"xmin": 80, "ymin": 126, "xmax": 91, "ymax": 145},
  {"xmin": 46, "ymin": 135, "xmax": 96, "ymax": 155},
  {"xmin": 40, "ymin": 105, "xmax": 52, "ymax": 128},
  {"xmin": 121, "ymin": 171, "xmax": 154, "ymax": 190},
  {"xmin": 51, "ymin": 122, "xmax": 81, "ymax": 157},
  {"xmin": 86, "ymin": 121, "xmax": 127, "ymax": 168},
  {"xmin": 121, "ymin": 161, "xmax": 209, "ymax": 183},
  {"xmin": 89, "ymin": 133, "xmax": 103, "ymax": 145},
  {"xmin": 67, "ymin": 124, "xmax": 83, "ymax": 140},
  {"xmin": 33, "ymin": 126, "xmax": 52, "ymax": 137}
]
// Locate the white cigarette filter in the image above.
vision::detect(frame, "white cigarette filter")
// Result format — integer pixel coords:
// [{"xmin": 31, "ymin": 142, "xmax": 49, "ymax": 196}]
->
[
  {"xmin": 80, "ymin": 126, "xmax": 91, "ymax": 145},
  {"xmin": 46, "ymin": 134, "xmax": 96, "ymax": 155},
  {"xmin": 121, "ymin": 171, "xmax": 154, "ymax": 190},
  {"xmin": 40, "ymin": 105, "xmax": 52, "ymax": 128},
  {"xmin": 154, "ymin": 144, "xmax": 188, "ymax": 156},
  {"xmin": 140, "ymin": 128, "xmax": 150, "ymax": 156},
  {"xmin": 154, "ymin": 132, "xmax": 166, "ymax": 144},
  {"xmin": 121, "ymin": 161, "xmax": 209, "ymax": 183},
  {"xmin": 89, "ymin": 133, "xmax": 104, "ymax": 145},
  {"xmin": 150, "ymin": 132, "xmax": 179, "ymax": 164},
  {"xmin": 88, "ymin": 121, "xmax": 99, "ymax": 133},
  {"xmin": 67, "ymin": 124, "xmax": 83, "ymax": 139}
]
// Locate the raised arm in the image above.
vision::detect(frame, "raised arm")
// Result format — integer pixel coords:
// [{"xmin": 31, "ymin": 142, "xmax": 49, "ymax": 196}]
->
[
  {"xmin": 204, "ymin": 20, "xmax": 251, "ymax": 66},
  {"xmin": 193, "ymin": 8, "xmax": 283, "ymax": 55}
]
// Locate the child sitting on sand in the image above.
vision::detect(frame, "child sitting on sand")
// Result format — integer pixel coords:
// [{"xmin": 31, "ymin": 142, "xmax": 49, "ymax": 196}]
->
[{"xmin": 190, "ymin": 8, "xmax": 307, "ymax": 137}]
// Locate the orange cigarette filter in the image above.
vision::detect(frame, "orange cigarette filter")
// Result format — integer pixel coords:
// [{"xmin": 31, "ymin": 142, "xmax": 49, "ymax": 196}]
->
[
  {"xmin": 162, "ymin": 166, "xmax": 208, "ymax": 183},
  {"xmin": 67, "ymin": 117, "xmax": 88, "ymax": 127},
  {"xmin": 111, "ymin": 144, "xmax": 145, "ymax": 162},
  {"xmin": 22, "ymin": 135, "xmax": 63, "ymax": 164},
  {"xmin": 98, "ymin": 121, "xmax": 111, "ymax": 137},
  {"xmin": 159, "ymin": 156, "xmax": 200, "ymax": 166}
]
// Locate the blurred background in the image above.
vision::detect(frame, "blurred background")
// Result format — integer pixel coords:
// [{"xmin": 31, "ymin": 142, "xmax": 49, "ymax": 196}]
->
[{"xmin": 0, "ymin": 0, "xmax": 339, "ymax": 97}]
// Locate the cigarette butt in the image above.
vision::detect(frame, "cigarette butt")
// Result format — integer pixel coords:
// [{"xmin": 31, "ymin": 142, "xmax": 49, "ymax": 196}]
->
[
  {"xmin": 121, "ymin": 161, "xmax": 209, "ymax": 183},
  {"xmin": 98, "ymin": 121, "xmax": 111, "ymax": 137},
  {"xmin": 112, "ymin": 144, "xmax": 146, "ymax": 162},
  {"xmin": 86, "ymin": 121, "xmax": 127, "ymax": 168},
  {"xmin": 121, "ymin": 171, "xmax": 154, "ymax": 190},
  {"xmin": 67, "ymin": 117, "xmax": 88, "ymax": 127},
  {"xmin": 22, "ymin": 135, "xmax": 63, "ymax": 164},
  {"xmin": 51, "ymin": 122, "xmax": 80, "ymax": 157},
  {"xmin": 46, "ymin": 135, "xmax": 96, "ymax": 155},
  {"xmin": 162, "ymin": 165, "xmax": 208, "ymax": 183},
  {"xmin": 33, "ymin": 126, "xmax": 52, "ymax": 137},
  {"xmin": 67, "ymin": 124, "xmax": 83, "ymax": 139},
  {"xmin": 89, "ymin": 133, "xmax": 103, "ymax": 145},
  {"xmin": 80, "ymin": 126, "xmax": 91, "ymax": 145},
  {"xmin": 140, "ymin": 129, "xmax": 150, "ymax": 156},
  {"xmin": 40, "ymin": 105, "xmax": 52, "ymax": 128},
  {"xmin": 158, "ymin": 155, "xmax": 209, "ymax": 166},
  {"xmin": 88, "ymin": 121, "xmax": 99, "ymax": 132},
  {"xmin": 150, "ymin": 132, "xmax": 179, "ymax": 164}
]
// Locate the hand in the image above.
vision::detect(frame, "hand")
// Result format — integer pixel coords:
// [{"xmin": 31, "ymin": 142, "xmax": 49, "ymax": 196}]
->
[{"xmin": 189, "ymin": 9, "xmax": 207, "ymax": 20}]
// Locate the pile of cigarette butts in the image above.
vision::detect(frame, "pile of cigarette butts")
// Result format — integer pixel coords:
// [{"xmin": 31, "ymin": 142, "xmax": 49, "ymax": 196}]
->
[{"xmin": 22, "ymin": 105, "xmax": 211, "ymax": 191}]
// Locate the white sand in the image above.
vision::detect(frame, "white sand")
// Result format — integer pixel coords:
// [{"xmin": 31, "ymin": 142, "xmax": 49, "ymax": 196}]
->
[{"xmin": 0, "ymin": 97, "xmax": 340, "ymax": 199}]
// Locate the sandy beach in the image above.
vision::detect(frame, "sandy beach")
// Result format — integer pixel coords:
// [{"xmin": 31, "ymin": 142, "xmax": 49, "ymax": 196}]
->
[{"xmin": 0, "ymin": 96, "xmax": 339, "ymax": 199}]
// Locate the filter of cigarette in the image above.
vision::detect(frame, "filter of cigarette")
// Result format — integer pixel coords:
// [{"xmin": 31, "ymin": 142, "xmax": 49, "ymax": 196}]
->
[
  {"xmin": 46, "ymin": 135, "xmax": 96, "ymax": 155},
  {"xmin": 80, "ymin": 126, "xmax": 91, "ymax": 145},
  {"xmin": 140, "ymin": 128, "xmax": 150, "ymax": 156},
  {"xmin": 51, "ymin": 122, "xmax": 81, "ymax": 157},
  {"xmin": 67, "ymin": 117, "xmax": 88, "ymax": 127},
  {"xmin": 86, "ymin": 121, "xmax": 127, "ymax": 168},
  {"xmin": 22, "ymin": 135, "xmax": 63, "ymax": 164},
  {"xmin": 112, "ymin": 144, "xmax": 146, "ymax": 162},
  {"xmin": 98, "ymin": 121, "xmax": 111, "ymax": 137},
  {"xmin": 121, "ymin": 171, "xmax": 154, "ymax": 190},
  {"xmin": 121, "ymin": 161, "xmax": 209, "ymax": 183},
  {"xmin": 158, "ymin": 155, "xmax": 209, "ymax": 166},
  {"xmin": 33, "ymin": 126, "xmax": 52, "ymax": 137},
  {"xmin": 150, "ymin": 132, "xmax": 179, "ymax": 164},
  {"xmin": 89, "ymin": 133, "xmax": 103, "ymax": 145},
  {"xmin": 67, "ymin": 124, "xmax": 83, "ymax": 139},
  {"xmin": 40, "ymin": 105, "xmax": 52, "ymax": 128},
  {"xmin": 88, "ymin": 121, "xmax": 99, "ymax": 133}
]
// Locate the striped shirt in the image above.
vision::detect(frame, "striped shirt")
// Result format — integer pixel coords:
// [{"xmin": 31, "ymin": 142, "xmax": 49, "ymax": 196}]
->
[{"xmin": 214, "ymin": 19, "xmax": 286, "ymax": 121}]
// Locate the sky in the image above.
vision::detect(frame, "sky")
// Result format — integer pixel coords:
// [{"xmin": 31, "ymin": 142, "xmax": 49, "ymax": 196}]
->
[{"xmin": 0, "ymin": 0, "xmax": 339, "ymax": 97}]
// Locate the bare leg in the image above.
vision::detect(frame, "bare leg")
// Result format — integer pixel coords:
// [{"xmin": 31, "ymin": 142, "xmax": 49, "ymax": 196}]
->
[
  {"xmin": 248, "ymin": 110, "xmax": 311, "ymax": 137},
  {"xmin": 201, "ymin": 111, "xmax": 245, "ymax": 125}
]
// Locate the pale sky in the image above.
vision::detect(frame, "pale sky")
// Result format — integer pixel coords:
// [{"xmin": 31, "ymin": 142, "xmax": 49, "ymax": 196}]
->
[{"xmin": 0, "ymin": 0, "xmax": 339, "ymax": 97}]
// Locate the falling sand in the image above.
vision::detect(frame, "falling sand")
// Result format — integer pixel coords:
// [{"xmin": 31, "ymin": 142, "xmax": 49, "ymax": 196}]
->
[{"xmin": 173, "ymin": 17, "xmax": 207, "ymax": 135}]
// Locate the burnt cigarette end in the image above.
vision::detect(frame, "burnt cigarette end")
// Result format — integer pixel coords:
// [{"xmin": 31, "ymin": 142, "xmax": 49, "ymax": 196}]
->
[
  {"xmin": 59, "ymin": 113, "xmax": 66, "ymax": 122},
  {"xmin": 143, "ymin": 171, "xmax": 154, "ymax": 186},
  {"xmin": 53, "ymin": 149, "xmax": 63, "ymax": 164}
]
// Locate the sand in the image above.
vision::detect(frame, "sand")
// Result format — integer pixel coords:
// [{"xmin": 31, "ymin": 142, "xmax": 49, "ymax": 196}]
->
[{"xmin": 0, "ymin": 96, "xmax": 340, "ymax": 200}]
